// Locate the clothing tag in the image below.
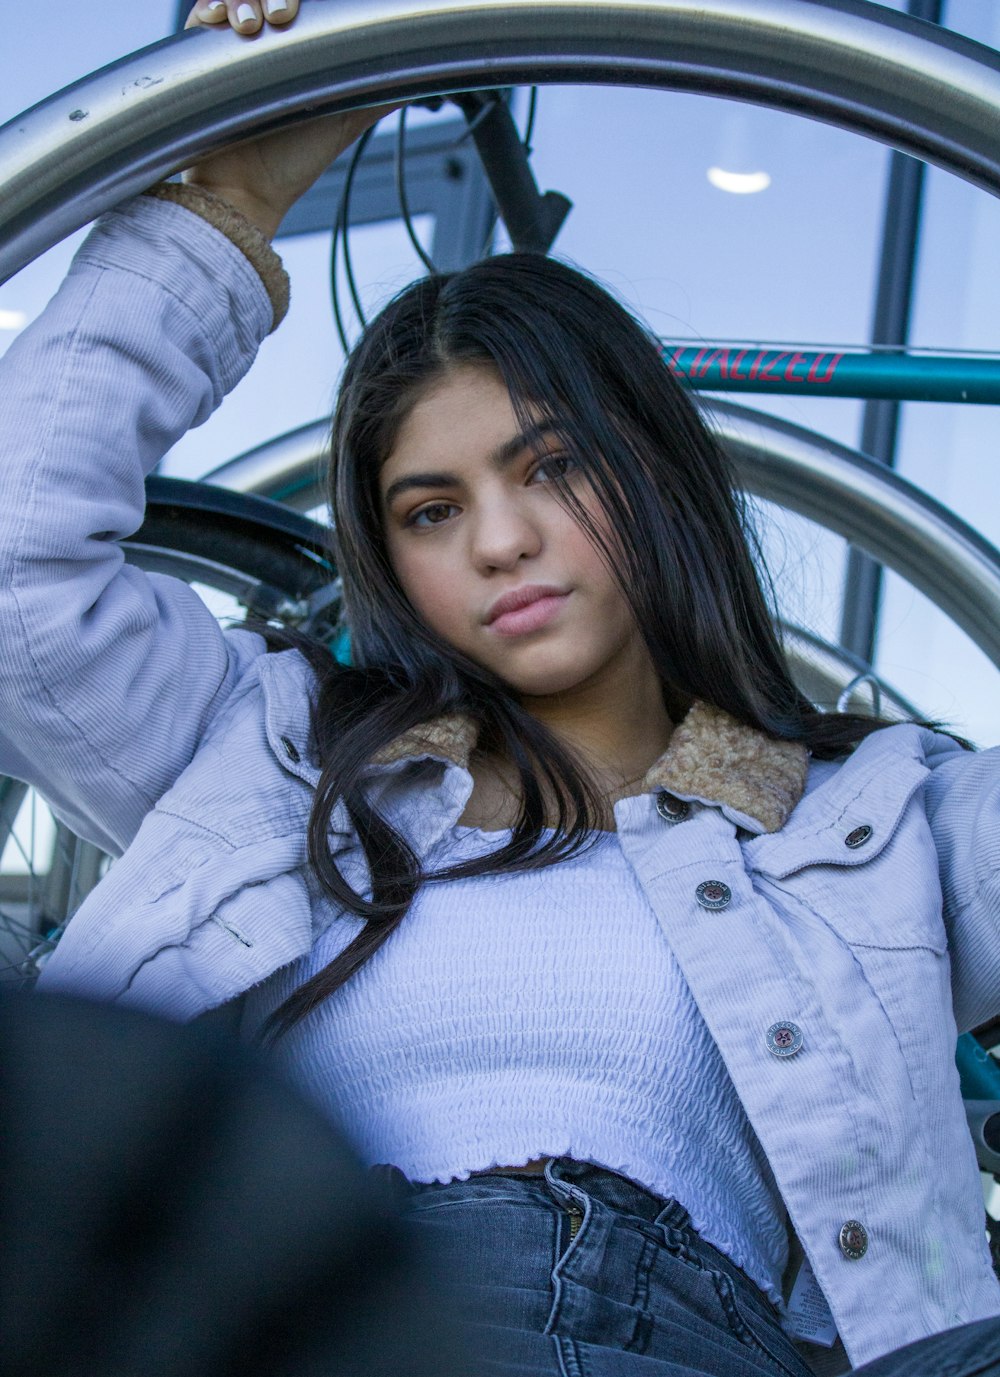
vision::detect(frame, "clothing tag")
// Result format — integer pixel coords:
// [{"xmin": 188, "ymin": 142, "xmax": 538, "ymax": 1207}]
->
[{"xmin": 782, "ymin": 1254, "xmax": 839, "ymax": 1347}]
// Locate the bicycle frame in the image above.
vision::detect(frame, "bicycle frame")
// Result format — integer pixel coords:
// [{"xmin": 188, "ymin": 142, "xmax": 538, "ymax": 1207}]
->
[{"xmin": 664, "ymin": 344, "xmax": 1000, "ymax": 403}]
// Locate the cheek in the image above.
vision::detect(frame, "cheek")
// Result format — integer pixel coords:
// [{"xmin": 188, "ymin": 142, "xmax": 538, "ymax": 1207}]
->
[
  {"xmin": 392, "ymin": 549, "xmax": 470, "ymax": 640},
  {"xmin": 562, "ymin": 515, "xmax": 623, "ymax": 605}
]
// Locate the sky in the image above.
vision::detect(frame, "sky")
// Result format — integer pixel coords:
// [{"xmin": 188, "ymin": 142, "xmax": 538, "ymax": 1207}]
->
[{"xmin": 1, "ymin": 1, "xmax": 181, "ymax": 125}]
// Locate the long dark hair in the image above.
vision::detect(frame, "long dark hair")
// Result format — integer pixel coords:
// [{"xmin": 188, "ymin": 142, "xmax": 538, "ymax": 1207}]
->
[{"xmin": 263, "ymin": 252, "xmax": 896, "ymax": 1040}]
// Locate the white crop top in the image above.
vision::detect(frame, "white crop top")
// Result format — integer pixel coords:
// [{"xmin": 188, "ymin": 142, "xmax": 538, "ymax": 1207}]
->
[{"xmin": 248, "ymin": 823, "xmax": 789, "ymax": 1302}]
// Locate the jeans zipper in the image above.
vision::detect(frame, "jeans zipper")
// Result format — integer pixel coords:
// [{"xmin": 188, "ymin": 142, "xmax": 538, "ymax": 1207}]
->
[{"xmin": 565, "ymin": 1202, "xmax": 584, "ymax": 1241}]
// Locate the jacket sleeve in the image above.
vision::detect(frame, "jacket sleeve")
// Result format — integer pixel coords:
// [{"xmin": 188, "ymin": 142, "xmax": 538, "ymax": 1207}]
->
[
  {"xmin": 0, "ymin": 194, "xmax": 276, "ymax": 857},
  {"xmin": 923, "ymin": 733, "xmax": 1000, "ymax": 1032}
]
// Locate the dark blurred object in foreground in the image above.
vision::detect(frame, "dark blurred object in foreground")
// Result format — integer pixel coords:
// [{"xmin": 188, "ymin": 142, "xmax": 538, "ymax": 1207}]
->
[{"xmin": 0, "ymin": 991, "xmax": 473, "ymax": 1377}]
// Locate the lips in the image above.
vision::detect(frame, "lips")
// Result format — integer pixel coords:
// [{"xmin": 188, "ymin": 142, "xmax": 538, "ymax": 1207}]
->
[{"xmin": 484, "ymin": 584, "xmax": 570, "ymax": 636}]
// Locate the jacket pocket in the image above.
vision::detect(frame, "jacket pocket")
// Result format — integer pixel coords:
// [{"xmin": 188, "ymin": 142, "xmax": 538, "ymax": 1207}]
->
[{"xmin": 748, "ymin": 754, "xmax": 946, "ymax": 953}]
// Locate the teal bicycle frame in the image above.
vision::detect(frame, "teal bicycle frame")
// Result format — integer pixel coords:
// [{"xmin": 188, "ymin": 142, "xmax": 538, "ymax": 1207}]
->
[{"xmin": 663, "ymin": 344, "xmax": 1000, "ymax": 404}]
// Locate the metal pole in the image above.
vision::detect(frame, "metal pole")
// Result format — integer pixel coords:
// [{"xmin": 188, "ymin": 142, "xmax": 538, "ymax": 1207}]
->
[{"xmin": 839, "ymin": 0, "xmax": 945, "ymax": 663}]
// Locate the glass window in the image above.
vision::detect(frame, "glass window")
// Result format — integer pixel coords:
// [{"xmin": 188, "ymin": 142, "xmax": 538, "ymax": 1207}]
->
[
  {"xmin": 526, "ymin": 83, "xmax": 890, "ymax": 659},
  {"xmin": 162, "ymin": 216, "xmax": 435, "ymax": 482},
  {"xmin": 877, "ymin": 1, "xmax": 1000, "ymax": 743},
  {"xmin": 5, "ymin": 0, "xmax": 999, "ymax": 738}
]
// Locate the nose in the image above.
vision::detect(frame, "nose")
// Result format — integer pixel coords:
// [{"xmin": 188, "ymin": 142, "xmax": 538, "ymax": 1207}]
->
[{"xmin": 469, "ymin": 492, "xmax": 543, "ymax": 572}]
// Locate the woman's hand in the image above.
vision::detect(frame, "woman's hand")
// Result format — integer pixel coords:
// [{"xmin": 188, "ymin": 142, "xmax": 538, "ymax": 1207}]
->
[{"xmin": 182, "ymin": 0, "xmax": 398, "ymax": 239}]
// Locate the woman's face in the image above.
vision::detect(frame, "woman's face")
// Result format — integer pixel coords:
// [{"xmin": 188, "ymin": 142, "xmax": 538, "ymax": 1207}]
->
[{"xmin": 379, "ymin": 365, "xmax": 648, "ymax": 700}]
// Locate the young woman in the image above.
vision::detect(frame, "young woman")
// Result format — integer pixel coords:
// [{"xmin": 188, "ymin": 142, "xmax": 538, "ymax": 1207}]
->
[{"xmin": 2, "ymin": 3, "xmax": 1000, "ymax": 1374}]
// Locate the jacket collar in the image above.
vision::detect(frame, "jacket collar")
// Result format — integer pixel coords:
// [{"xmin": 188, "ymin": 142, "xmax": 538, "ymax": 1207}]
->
[{"xmin": 371, "ymin": 701, "xmax": 809, "ymax": 834}]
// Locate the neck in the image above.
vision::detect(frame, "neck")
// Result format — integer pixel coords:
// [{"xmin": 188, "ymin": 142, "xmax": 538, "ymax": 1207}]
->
[
  {"xmin": 519, "ymin": 649, "xmax": 675, "ymax": 797},
  {"xmin": 460, "ymin": 638, "xmax": 675, "ymax": 834}
]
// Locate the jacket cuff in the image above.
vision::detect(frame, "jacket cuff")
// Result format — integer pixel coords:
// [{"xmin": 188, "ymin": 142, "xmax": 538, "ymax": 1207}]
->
[{"xmin": 142, "ymin": 181, "xmax": 290, "ymax": 331}]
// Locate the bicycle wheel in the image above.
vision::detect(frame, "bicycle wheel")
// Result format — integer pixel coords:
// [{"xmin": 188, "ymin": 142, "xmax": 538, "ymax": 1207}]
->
[
  {"xmin": 206, "ymin": 401, "xmax": 1000, "ymax": 684},
  {"xmin": 0, "ymin": 480, "xmax": 340, "ymax": 986}
]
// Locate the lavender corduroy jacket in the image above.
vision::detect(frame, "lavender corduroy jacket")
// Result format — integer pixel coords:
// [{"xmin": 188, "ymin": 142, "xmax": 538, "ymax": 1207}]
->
[{"xmin": 1, "ymin": 195, "xmax": 1000, "ymax": 1369}]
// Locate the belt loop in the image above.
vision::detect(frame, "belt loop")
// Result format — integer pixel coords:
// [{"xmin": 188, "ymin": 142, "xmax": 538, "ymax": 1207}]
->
[
  {"xmin": 655, "ymin": 1197, "xmax": 691, "ymax": 1230},
  {"xmin": 543, "ymin": 1158, "xmax": 565, "ymax": 1190},
  {"xmin": 542, "ymin": 1157, "xmax": 578, "ymax": 1203}
]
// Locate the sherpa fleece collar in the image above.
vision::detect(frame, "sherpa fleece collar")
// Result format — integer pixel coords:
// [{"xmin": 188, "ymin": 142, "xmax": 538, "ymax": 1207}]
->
[{"xmin": 372, "ymin": 701, "xmax": 809, "ymax": 834}]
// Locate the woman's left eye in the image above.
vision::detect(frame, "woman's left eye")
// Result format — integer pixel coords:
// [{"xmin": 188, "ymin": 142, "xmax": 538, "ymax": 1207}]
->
[{"xmin": 529, "ymin": 453, "xmax": 576, "ymax": 483}]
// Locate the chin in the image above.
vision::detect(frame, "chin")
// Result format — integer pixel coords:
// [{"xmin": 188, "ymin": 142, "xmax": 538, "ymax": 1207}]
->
[{"xmin": 499, "ymin": 666, "xmax": 600, "ymax": 698}]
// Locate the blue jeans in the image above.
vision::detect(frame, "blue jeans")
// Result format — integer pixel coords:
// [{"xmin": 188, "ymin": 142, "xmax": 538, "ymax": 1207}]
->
[
  {"xmin": 392, "ymin": 1157, "xmax": 814, "ymax": 1376},
  {"xmin": 387, "ymin": 1157, "xmax": 1000, "ymax": 1376}
]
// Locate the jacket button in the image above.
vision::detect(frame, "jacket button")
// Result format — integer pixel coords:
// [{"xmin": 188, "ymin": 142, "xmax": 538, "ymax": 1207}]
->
[
  {"xmin": 845, "ymin": 824, "xmax": 873, "ymax": 849},
  {"xmin": 280, "ymin": 735, "xmax": 301, "ymax": 764},
  {"xmin": 766, "ymin": 1021, "xmax": 803, "ymax": 1057},
  {"xmin": 695, "ymin": 880, "xmax": 731, "ymax": 910},
  {"xmin": 838, "ymin": 1220, "xmax": 869, "ymax": 1260},
  {"xmin": 656, "ymin": 792, "xmax": 690, "ymax": 823}
]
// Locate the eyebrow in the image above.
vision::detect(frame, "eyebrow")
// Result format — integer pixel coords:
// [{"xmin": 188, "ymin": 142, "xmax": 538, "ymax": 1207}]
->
[{"xmin": 382, "ymin": 422, "xmax": 558, "ymax": 509}]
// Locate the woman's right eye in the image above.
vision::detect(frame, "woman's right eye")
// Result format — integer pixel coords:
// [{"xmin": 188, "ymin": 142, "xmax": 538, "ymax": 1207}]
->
[{"xmin": 408, "ymin": 502, "xmax": 457, "ymax": 528}]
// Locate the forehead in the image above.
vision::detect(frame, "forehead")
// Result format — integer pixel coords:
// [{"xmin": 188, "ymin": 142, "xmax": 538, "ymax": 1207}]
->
[{"xmin": 380, "ymin": 366, "xmax": 521, "ymax": 483}]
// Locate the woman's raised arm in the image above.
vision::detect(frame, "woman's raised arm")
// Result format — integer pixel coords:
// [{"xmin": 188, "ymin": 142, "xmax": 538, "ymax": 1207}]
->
[
  {"xmin": 0, "ymin": 1, "xmax": 392, "ymax": 855},
  {"xmin": 182, "ymin": 0, "xmax": 396, "ymax": 238}
]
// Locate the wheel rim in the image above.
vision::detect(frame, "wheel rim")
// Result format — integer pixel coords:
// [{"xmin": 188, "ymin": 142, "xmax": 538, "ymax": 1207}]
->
[
  {"xmin": 6, "ymin": 0, "xmax": 999, "ymax": 664},
  {"xmin": 713, "ymin": 402, "xmax": 1000, "ymax": 673},
  {"xmin": 3, "ymin": 0, "xmax": 1000, "ymax": 283}
]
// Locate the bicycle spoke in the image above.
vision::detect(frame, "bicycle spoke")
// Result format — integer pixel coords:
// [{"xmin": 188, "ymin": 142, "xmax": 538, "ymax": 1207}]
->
[{"xmin": 0, "ymin": 907, "xmax": 41, "ymax": 942}]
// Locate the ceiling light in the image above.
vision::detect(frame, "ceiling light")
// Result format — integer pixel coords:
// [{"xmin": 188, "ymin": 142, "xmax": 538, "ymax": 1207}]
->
[
  {"xmin": 0, "ymin": 308, "xmax": 27, "ymax": 331},
  {"xmin": 707, "ymin": 167, "xmax": 771, "ymax": 194}
]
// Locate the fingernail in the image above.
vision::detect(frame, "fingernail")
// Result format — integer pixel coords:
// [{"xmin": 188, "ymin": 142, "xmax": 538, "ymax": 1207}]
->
[
  {"xmin": 266, "ymin": 0, "xmax": 289, "ymax": 12},
  {"xmin": 203, "ymin": 1, "xmax": 226, "ymax": 10},
  {"xmin": 235, "ymin": 3, "xmax": 257, "ymax": 24}
]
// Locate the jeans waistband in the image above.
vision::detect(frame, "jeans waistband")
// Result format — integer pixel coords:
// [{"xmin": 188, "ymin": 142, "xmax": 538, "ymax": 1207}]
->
[
  {"xmin": 369, "ymin": 1158, "xmax": 691, "ymax": 1231},
  {"xmin": 541, "ymin": 1158, "xmax": 691, "ymax": 1230}
]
